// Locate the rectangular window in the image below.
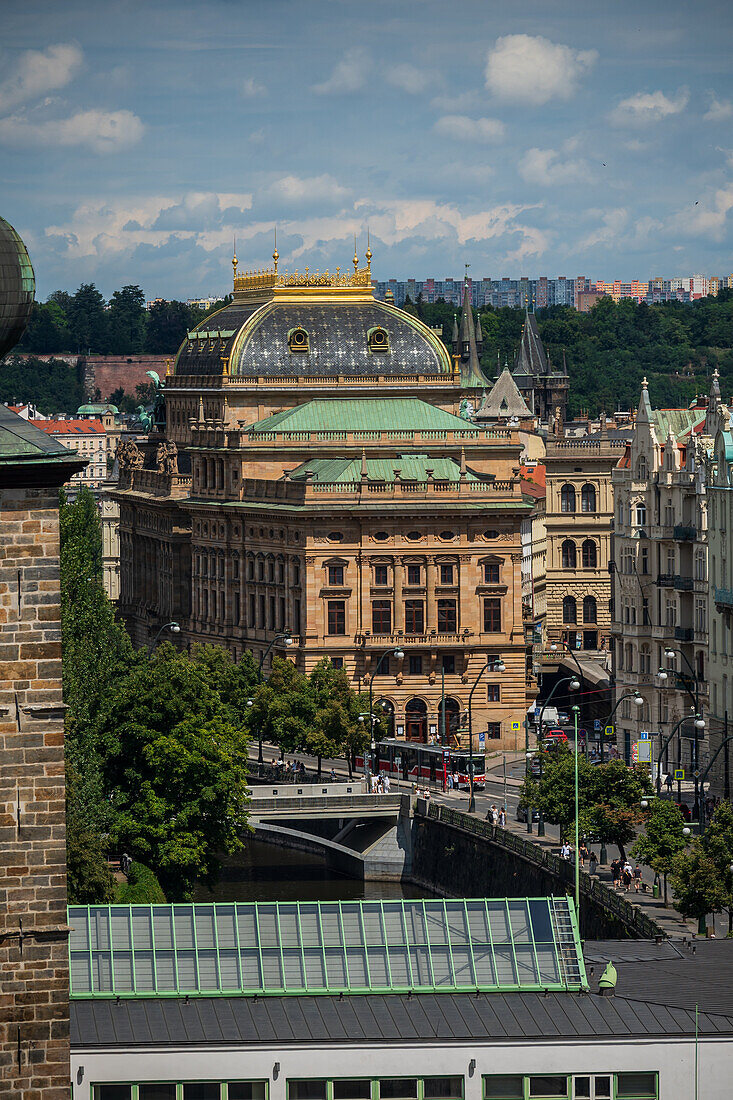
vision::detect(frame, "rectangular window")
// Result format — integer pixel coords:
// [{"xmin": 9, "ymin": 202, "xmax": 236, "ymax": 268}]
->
[
  {"xmin": 483, "ymin": 1076, "xmax": 523, "ymax": 1099},
  {"xmin": 249, "ymin": 594, "xmax": 255, "ymax": 626},
  {"xmin": 294, "ymin": 599, "xmax": 301, "ymax": 635},
  {"xmin": 183, "ymin": 1086, "xmax": 220, "ymax": 1100},
  {"xmin": 139, "ymin": 1088, "xmax": 176, "ymax": 1100},
  {"xmin": 379, "ymin": 1083, "xmax": 418, "ymax": 1100},
  {"xmin": 487, "ymin": 722, "xmax": 501, "ymax": 739},
  {"xmin": 441, "ymin": 654, "xmax": 455, "ymax": 674},
  {"xmin": 483, "ymin": 597, "xmax": 501, "ymax": 632},
  {"xmin": 289, "ymin": 1084, "xmax": 327, "ymax": 1100},
  {"xmin": 258, "ymin": 594, "xmax": 265, "ymax": 627},
  {"xmin": 487, "ymin": 684, "xmax": 500, "ymax": 702},
  {"xmin": 372, "ymin": 600, "xmax": 392, "ymax": 633},
  {"xmin": 331, "ymin": 657, "xmax": 344, "ymax": 670},
  {"xmin": 529, "ymin": 1078, "xmax": 568, "ymax": 1098},
  {"xmin": 279, "ymin": 597, "xmax": 286, "ymax": 630},
  {"xmin": 374, "ymin": 564, "xmax": 389, "ymax": 586},
  {"xmin": 437, "ymin": 598, "xmax": 457, "ymax": 632},
  {"xmin": 615, "ymin": 1074, "xmax": 657, "ymax": 1099},
  {"xmin": 228, "ymin": 1086, "xmax": 267, "ymax": 1100},
  {"xmin": 640, "ymin": 546, "xmax": 649, "ymax": 574},
  {"xmin": 407, "ymin": 564, "xmax": 422, "ymax": 586},
  {"xmin": 269, "ymin": 595, "xmax": 276, "ymax": 628},
  {"xmin": 439, "ymin": 563, "xmax": 454, "ymax": 585},
  {"xmin": 423, "ymin": 1080, "xmax": 463, "ymax": 1099},
  {"xmin": 408, "ymin": 655, "xmax": 423, "ymax": 675},
  {"xmin": 293, "ymin": 562, "xmax": 301, "ymax": 586},
  {"xmin": 483, "ymin": 562, "xmax": 500, "ymax": 584},
  {"xmin": 333, "ymin": 1084, "xmax": 371, "ymax": 1100},
  {"xmin": 278, "ymin": 562, "xmax": 285, "ymax": 584},
  {"xmin": 405, "ymin": 600, "xmax": 424, "ymax": 633},
  {"xmin": 94, "ymin": 1088, "xmax": 133, "ymax": 1100},
  {"xmin": 327, "ymin": 600, "xmax": 346, "ymax": 635},
  {"xmin": 328, "ymin": 564, "xmax": 344, "ymax": 586}
]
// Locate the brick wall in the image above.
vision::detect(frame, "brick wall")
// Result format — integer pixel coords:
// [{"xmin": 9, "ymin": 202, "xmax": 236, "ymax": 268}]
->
[
  {"xmin": 84, "ymin": 355, "xmax": 171, "ymax": 402},
  {"xmin": 0, "ymin": 486, "xmax": 70, "ymax": 1099}
]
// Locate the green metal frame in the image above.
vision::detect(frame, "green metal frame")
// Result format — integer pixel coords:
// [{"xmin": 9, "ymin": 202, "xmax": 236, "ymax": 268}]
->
[
  {"xmin": 90, "ymin": 1084, "xmax": 268, "ymax": 1100},
  {"xmin": 69, "ymin": 897, "xmax": 584, "ymax": 999},
  {"xmin": 481, "ymin": 1074, "xmax": 659, "ymax": 1100}
]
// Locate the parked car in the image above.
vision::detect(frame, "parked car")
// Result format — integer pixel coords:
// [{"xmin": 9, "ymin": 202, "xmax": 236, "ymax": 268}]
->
[
  {"xmin": 556, "ymin": 711, "xmax": 570, "ymax": 725},
  {"xmin": 543, "ymin": 729, "xmax": 569, "ymax": 748},
  {"xmin": 516, "ymin": 804, "xmax": 541, "ymax": 823},
  {"xmin": 527, "ymin": 756, "xmax": 542, "ymax": 778}
]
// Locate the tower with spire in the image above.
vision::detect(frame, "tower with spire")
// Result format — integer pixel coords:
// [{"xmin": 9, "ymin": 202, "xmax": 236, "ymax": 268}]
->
[
  {"xmin": 452, "ymin": 275, "xmax": 486, "ymax": 389},
  {"xmin": 510, "ymin": 308, "xmax": 569, "ymax": 423}
]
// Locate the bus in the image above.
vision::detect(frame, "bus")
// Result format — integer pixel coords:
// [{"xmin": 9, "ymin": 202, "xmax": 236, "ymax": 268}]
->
[{"xmin": 356, "ymin": 739, "xmax": 486, "ymax": 791}]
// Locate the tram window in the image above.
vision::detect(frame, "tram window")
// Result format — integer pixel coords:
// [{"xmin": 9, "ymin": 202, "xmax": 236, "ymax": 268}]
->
[
  {"xmin": 182, "ymin": 1086, "xmax": 220, "ymax": 1100},
  {"xmin": 380, "ymin": 1081, "xmax": 418, "ymax": 1099},
  {"xmin": 430, "ymin": 755, "xmax": 437, "ymax": 783},
  {"xmin": 94, "ymin": 1089, "xmax": 132, "ymax": 1100},
  {"xmin": 333, "ymin": 1084, "xmax": 372, "ymax": 1100},
  {"xmin": 289, "ymin": 1083, "xmax": 327, "ymax": 1100},
  {"xmin": 139, "ymin": 1088, "xmax": 176, "ymax": 1100},
  {"xmin": 424, "ymin": 1080, "xmax": 463, "ymax": 1099},
  {"xmin": 229, "ymin": 1087, "xmax": 267, "ymax": 1100}
]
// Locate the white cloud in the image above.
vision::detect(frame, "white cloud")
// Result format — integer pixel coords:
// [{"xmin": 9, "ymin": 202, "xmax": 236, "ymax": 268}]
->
[
  {"xmin": 609, "ymin": 88, "xmax": 688, "ymax": 126},
  {"xmin": 430, "ymin": 90, "xmax": 479, "ymax": 113},
  {"xmin": 672, "ymin": 188, "xmax": 733, "ymax": 237},
  {"xmin": 312, "ymin": 48, "xmax": 370, "ymax": 95},
  {"xmin": 242, "ymin": 76, "xmax": 266, "ymax": 98},
  {"xmin": 704, "ymin": 95, "xmax": 733, "ymax": 122},
  {"xmin": 518, "ymin": 146, "xmax": 592, "ymax": 186},
  {"xmin": 485, "ymin": 34, "xmax": 597, "ymax": 105},
  {"xmin": 0, "ymin": 43, "xmax": 82, "ymax": 113},
  {"xmin": 0, "ymin": 108, "xmax": 144, "ymax": 153},
  {"xmin": 385, "ymin": 63, "xmax": 429, "ymax": 95},
  {"xmin": 434, "ymin": 115, "xmax": 504, "ymax": 142},
  {"xmin": 577, "ymin": 208, "xmax": 629, "ymax": 249},
  {"xmin": 268, "ymin": 174, "xmax": 349, "ymax": 204}
]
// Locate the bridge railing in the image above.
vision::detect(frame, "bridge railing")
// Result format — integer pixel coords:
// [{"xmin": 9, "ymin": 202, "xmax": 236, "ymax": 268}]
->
[
  {"xmin": 418, "ymin": 801, "xmax": 665, "ymax": 940},
  {"xmin": 250, "ymin": 793, "xmax": 408, "ymax": 815}
]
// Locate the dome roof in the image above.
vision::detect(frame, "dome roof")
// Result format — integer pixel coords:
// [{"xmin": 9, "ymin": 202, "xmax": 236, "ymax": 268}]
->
[
  {"xmin": 0, "ymin": 215, "xmax": 35, "ymax": 359},
  {"xmin": 174, "ymin": 266, "xmax": 451, "ymax": 379}
]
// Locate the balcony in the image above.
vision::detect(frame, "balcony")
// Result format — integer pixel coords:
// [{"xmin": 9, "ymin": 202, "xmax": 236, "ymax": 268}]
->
[
  {"xmin": 656, "ymin": 573, "xmax": 675, "ymax": 587},
  {"xmin": 674, "ymin": 576, "xmax": 694, "ymax": 592},
  {"xmin": 673, "ymin": 525, "xmax": 697, "ymax": 541},
  {"xmin": 357, "ymin": 631, "xmax": 473, "ymax": 648},
  {"xmin": 715, "ymin": 587, "xmax": 733, "ymax": 609},
  {"xmin": 674, "ymin": 626, "xmax": 694, "ymax": 642}
]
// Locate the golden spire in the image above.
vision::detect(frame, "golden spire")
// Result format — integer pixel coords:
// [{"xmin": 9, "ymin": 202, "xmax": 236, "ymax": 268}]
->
[
  {"xmin": 272, "ymin": 227, "xmax": 279, "ymax": 273},
  {"xmin": 232, "ymin": 235, "xmax": 238, "ymax": 282},
  {"xmin": 353, "ymin": 234, "xmax": 359, "ymax": 273},
  {"xmin": 165, "ymin": 357, "xmax": 172, "ymax": 377},
  {"xmin": 365, "ymin": 229, "xmax": 372, "ymax": 274}
]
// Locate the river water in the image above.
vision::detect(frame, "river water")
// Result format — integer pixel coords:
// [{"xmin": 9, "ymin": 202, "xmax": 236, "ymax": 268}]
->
[{"xmin": 195, "ymin": 839, "xmax": 435, "ymax": 903}]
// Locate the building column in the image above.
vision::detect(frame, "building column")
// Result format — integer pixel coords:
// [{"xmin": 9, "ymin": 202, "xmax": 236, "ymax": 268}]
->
[
  {"xmin": 426, "ymin": 557, "xmax": 436, "ymax": 632},
  {"xmin": 394, "ymin": 561, "xmax": 404, "ymax": 633}
]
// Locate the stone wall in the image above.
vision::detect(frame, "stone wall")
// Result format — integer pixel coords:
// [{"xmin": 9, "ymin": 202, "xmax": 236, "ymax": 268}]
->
[
  {"xmin": 0, "ymin": 486, "xmax": 69, "ymax": 1098},
  {"xmin": 83, "ymin": 355, "xmax": 171, "ymax": 402}
]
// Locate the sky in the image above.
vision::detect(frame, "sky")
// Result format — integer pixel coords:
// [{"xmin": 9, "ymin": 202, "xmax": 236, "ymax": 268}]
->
[{"xmin": 1, "ymin": 0, "xmax": 733, "ymax": 300}]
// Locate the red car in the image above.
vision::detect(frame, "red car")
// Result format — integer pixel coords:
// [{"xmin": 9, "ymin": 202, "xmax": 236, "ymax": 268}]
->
[{"xmin": 543, "ymin": 728, "xmax": 569, "ymax": 748}]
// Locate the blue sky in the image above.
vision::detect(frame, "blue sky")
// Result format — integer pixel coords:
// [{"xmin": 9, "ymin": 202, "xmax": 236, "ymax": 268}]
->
[{"xmin": 2, "ymin": 0, "xmax": 733, "ymax": 300}]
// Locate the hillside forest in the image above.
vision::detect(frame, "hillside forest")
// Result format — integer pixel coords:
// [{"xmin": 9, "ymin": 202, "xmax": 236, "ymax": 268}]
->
[{"xmin": 2, "ymin": 282, "xmax": 733, "ymax": 417}]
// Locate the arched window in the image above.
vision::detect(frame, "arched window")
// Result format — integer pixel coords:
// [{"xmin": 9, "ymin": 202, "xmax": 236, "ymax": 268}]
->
[
  {"xmin": 637, "ymin": 455, "xmax": 648, "ymax": 480},
  {"xmin": 561, "ymin": 484, "xmax": 576, "ymax": 513},
  {"xmin": 583, "ymin": 595, "xmax": 597, "ymax": 624},
  {"xmin": 563, "ymin": 596, "xmax": 577, "ymax": 624},
  {"xmin": 582, "ymin": 539, "xmax": 597, "ymax": 568},
  {"xmin": 561, "ymin": 540, "xmax": 577, "ymax": 569},
  {"xmin": 635, "ymin": 501, "xmax": 647, "ymax": 528},
  {"xmin": 581, "ymin": 484, "xmax": 596, "ymax": 513}
]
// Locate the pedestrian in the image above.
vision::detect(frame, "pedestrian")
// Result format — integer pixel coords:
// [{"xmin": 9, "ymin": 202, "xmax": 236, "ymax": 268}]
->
[
  {"xmin": 447, "ymin": 772, "xmax": 453, "ymax": 791},
  {"xmin": 665, "ymin": 772, "xmax": 674, "ymax": 794},
  {"xmin": 453, "ymin": 771, "xmax": 460, "ymax": 790},
  {"xmin": 633, "ymin": 864, "xmax": 643, "ymax": 893},
  {"xmin": 561, "ymin": 841, "xmax": 570, "ymax": 861},
  {"xmin": 491, "ymin": 804, "xmax": 499, "ymax": 826},
  {"xmin": 384, "ymin": 773, "xmax": 390, "ymax": 794},
  {"xmin": 611, "ymin": 859, "xmax": 620, "ymax": 888},
  {"xmin": 329, "ymin": 768, "xmax": 336, "ymax": 782},
  {"xmin": 589, "ymin": 852, "xmax": 598, "ymax": 877},
  {"xmin": 622, "ymin": 862, "xmax": 633, "ymax": 891},
  {"xmin": 579, "ymin": 841, "xmax": 589, "ymax": 867},
  {"xmin": 499, "ymin": 806, "xmax": 506, "ymax": 829}
]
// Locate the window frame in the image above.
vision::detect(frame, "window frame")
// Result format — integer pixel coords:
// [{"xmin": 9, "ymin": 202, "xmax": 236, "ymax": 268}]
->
[{"xmin": 327, "ymin": 599, "xmax": 346, "ymax": 636}]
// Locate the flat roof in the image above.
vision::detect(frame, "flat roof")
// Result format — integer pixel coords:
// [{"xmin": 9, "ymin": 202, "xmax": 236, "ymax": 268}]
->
[{"xmin": 68, "ymin": 898, "xmax": 585, "ymax": 999}]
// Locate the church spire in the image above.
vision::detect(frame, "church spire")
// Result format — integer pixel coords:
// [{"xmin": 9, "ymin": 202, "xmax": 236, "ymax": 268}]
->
[{"xmin": 457, "ymin": 274, "xmax": 484, "ymax": 388}]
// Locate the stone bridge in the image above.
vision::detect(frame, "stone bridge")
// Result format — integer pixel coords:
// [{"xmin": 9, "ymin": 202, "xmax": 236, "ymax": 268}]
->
[{"xmin": 247, "ymin": 784, "xmax": 413, "ymax": 881}]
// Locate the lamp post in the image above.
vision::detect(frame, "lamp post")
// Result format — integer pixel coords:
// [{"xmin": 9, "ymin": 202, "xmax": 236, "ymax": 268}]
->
[
  {"xmin": 148, "ymin": 620, "xmax": 180, "ymax": 654},
  {"xmin": 533, "ymin": 675, "xmax": 580, "ymax": 837},
  {"xmin": 572, "ymin": 703, "xmax": 581, "ymax": 920},
  {"xmin": 549, "ymin": 639, "xmax": 585, "ymax": 680},
  {"xmin": 655, "ymin": 710, "xmax": 705, "ymax": 811},
  {"xmin": 257, "ymin": 632, "xmax": 293, "ymax": 764},
  {"xmin": 368, "ymin": 648, "xmax": 404, "ymax": 776},
  {"xmin": 467, "ymin": 657, "xmax": 505, "ymax": 814},
  {"xmin": 600, "ymin": 691, "xmax": 645, "ymax": 763},
  {"xmin": 664, "ymin": 645, "xmax": 702, "ymax": 819}
]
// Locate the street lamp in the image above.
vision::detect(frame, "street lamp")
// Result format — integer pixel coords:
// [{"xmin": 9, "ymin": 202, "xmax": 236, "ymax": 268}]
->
[
  {"xmin": 600, "ymin": 691, "xmax": 644, "ymax": 764},
  {"xmin": 572, "ymin": 703, "xmax": 581, "ymax": 920},
  {"xmin": 148, "ymin": 620, "xmax": 180, "ymax": 654},
  {"xmin": 532, "ymin": 675, "xmax": 580, "ymax": 836},
  {"xmin": 367, "ymin": 648, "xmax": 404, "ymax": 777},
  {"xmin": 663, "ymin": 645, "xmax": 703, "ymax": 818},
  {"xmin": 466, "ymin": 658, "xmax": 505, "ymax": 814},
  {"xmin": 257, "ymin": 633, "xmax": 293, "ymax": 764}
]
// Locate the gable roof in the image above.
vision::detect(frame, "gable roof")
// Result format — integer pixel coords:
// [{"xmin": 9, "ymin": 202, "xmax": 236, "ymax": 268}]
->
[
  {"xmin": 35, "ymin": 419, "xmax": 106, "ymax": 436},
  {"xmin": 477, "ymin": 367, "xmax": 532, "ymax": 419},
  {"xmin": 652, "ymin": 407, "xmax": 707, "ymax": 441},
  {"xmin": 248, "ymin": 398, "xmax": 481, "ymax": 435}
]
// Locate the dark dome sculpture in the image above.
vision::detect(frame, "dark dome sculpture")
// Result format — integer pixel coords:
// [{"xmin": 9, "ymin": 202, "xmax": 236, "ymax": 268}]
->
[{"xmin": 0, "ymin": 215, "xmax": 35, "ymax": 359}]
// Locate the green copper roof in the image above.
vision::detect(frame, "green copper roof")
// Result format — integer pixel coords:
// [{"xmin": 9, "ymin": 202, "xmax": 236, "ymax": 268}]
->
[
  {"xmin": 249, "ymin": 398, "xmax": 481, "ymax": 435},
  {"xmin": 652, "ymin": 407, "xmax": 706, "ymax": 441},
  {"xmin": 68, "ymin": 897, "xmax": 585, "ymax": 998},
  {"xmin": 290, "ymin": 454, "xmax": 483, "ymax": 483},
  {"xmin": 0, "ymin": 403, "xmax": 77, "ymax": 464}
]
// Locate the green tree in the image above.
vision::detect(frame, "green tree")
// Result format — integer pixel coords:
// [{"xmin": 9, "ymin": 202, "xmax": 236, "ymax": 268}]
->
[
  {"xmin": 700, "ymin": 801, "xmax": 733, "ymax": 932},
  {"xmin": 0, "ymin": 355, "xmax": 83, "ymax": 413},
  {"xmin": 145, "ymin": 299, "xmax": 195, "ymax": 353},
  {"xmin": 308, "ymin": 659, "xmax": 371, "ymax": 774},
  {"xmin": 17, "ymin": 299, "xmax": 73, "ymax": 353},
  {"xmin": 68, "ymin": 283, "xmax": 109, "ymax": 353},
  {"xmin": 107, "ymin": 285, "xmax": 146, "ymax": 353},
  {"xmin": 66, "ymin": 763, "xmax": 115, "ymax": 904},
  {"xmin": 631, "ymin": 799, "xmax": 688, "ymax": 903},
  {"xmin": 98, "ymin": 644, "xmax": 251, "ymax": 899},
  {"xmin": 671, "ymin": 840, "xmax": 728, "ymax": 934}
]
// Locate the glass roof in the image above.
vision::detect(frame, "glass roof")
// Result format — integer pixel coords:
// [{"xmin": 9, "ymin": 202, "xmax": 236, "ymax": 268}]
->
[{"xmin": 68, "ymin": 898, "xmax": 585, "ymax": 998}]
